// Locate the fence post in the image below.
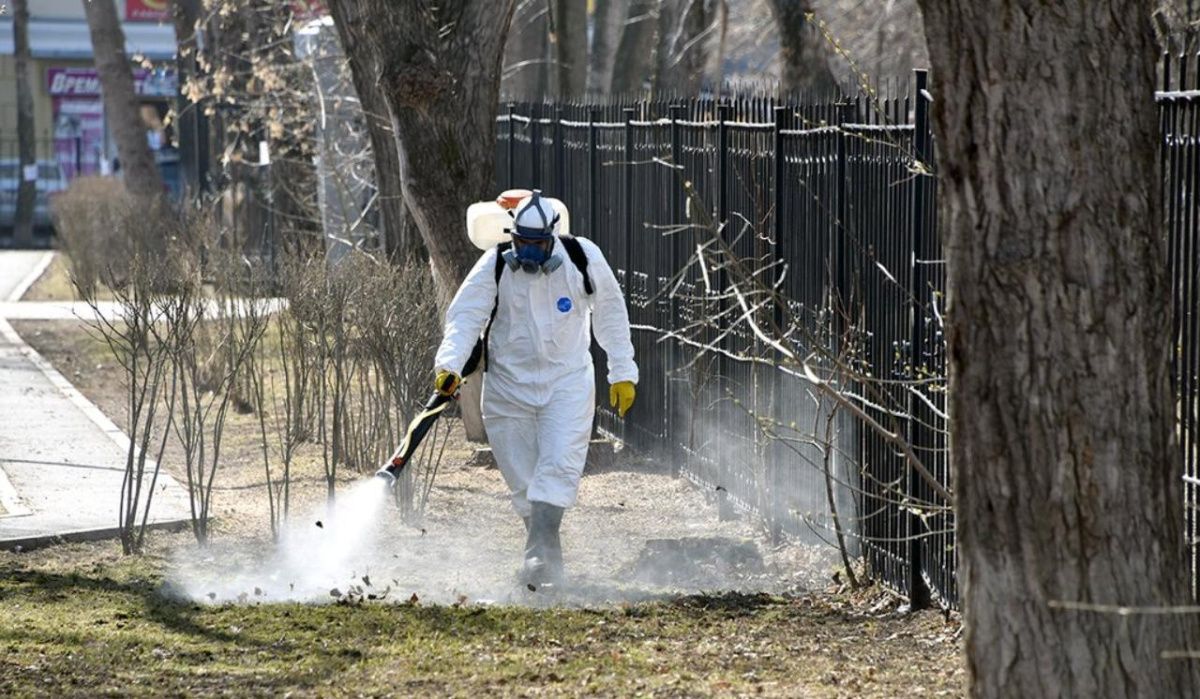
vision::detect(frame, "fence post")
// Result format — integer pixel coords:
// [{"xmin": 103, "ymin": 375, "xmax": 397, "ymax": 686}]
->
[
  {"xmin": 717, "ymin": 103, "xmax": 730, "ymax": 234},
  {"xmin": 553, "ymin": 106, "xmax": 564, "ymax": 197},
  {"xmin": 769, "ymin": 104, "xmax": 788, "ymax": 542},
  {"xmin": 624, "ymin": 107, "xmax": 635, "ymax": 284},
  {"xmin": 589, "ymin": 108, "xmax": 599, "ymax": 239},
  {"xmin": 506, "ymin": 102, "xmax": 515, "ymax": 188},
  {"xmin": 668, "ymin": 104, "xmax": 685, "ymax": 479},
  {"xmin": 531, "ymin": 103, "xmax": 542, "ymax": 188},
  {"xmin": 834, "ymin": 100, "xmax": 853, "ymax": 333},
  {"xmin": 716, "ymin": 102, "xmax": 735, "ymax": 522},
  {"xmin": 907, "ymin": 69, "xmax": 933, "ymax": 611}
]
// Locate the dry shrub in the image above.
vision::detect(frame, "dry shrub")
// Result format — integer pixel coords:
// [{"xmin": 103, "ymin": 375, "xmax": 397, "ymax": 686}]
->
[{"xmin": 51, "ymin": 177, "xmax": 198, "ymax": 295}]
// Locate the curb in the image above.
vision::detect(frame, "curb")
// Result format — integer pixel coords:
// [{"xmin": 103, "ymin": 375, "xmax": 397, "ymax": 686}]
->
[
  {"xmin": 6, "ymin": 250, "xmax": 55, "ymax": 302},
  {"xmin": 0, "ymin": 305, "xmax": 192, "ymax": 547},
  {"xmin": 0, "ymin": 519, "xmax": 191, "ymax": 553},
  {"xmin": 0, "ymin": 466, "xmax": 32, "ymax": 519}
]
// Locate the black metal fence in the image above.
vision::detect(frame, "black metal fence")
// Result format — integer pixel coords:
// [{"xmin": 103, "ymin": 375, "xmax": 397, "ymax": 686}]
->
[
  {"xmin": 1161, "ymin": 56, "xmax": 1200, "ymax": 599},
  {"xmin": 495, "ymin": 71, "xmax": 954, "ymax": 606}
]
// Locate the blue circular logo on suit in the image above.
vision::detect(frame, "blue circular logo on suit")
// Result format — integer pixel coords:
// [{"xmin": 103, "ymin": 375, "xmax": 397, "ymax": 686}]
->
[{"xmin": 557, "ymin": 297, "xmax": 573, "ymax": 313}]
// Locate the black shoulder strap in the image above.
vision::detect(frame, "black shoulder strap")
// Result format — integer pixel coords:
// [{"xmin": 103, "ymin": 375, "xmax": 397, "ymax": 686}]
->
[
  {"xmin": 493, "ymin": 241, "xmax": 511, "ymax": 285},
  {"xmin": 559, "ymin": 236, "xmax": 594, "ymax": 295},
  {"xmin": 480, "ymin": 242, "xmax": 512, "ymax": 373}
]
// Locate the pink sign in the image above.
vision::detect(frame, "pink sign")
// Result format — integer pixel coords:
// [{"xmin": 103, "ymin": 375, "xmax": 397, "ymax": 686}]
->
[
  {"xmin": 47, "ymin": 67, "xmax": 177, "ymax": 98},
  {"xmin": 126, "ymin": 0, "xmax": 171, "ymax": 22},
  {"xmin": 52, "ymin": 97, "xmax": 105, "ymax": 181}
]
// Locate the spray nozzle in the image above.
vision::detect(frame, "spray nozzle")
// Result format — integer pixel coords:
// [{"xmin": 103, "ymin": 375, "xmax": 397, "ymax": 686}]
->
[{"xmin": 375, "ymin": 462, "xmax": 403, "ymax": 488}]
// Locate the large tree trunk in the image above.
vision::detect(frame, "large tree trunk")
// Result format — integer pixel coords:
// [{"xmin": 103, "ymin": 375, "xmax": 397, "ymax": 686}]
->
[
  {"xmin": 654, "ymin": 0, "xmax": 710, "ymax": 95},
  {"xmin": 503, "ymin": 0, "xmax": 550, "ymax": 100},
  {"xmin": 610, "ymin": 0, "xmax": 659, "ymax": 94},
  {"xmin": 327, "ymin": 7, "xmax": 420, "ymax": 261},
  {"xmin": 766, "ymin": 0, "xmax": 836, "ymax": 95},
  {"xmin": 13, "ymin": 0, "xmax": 36, "ymax": 247},
  {"xmin": 326, "ymin": 0, "xmax": 516, "ymax": 442},
  {"xmin": 587, "ymin": 0, "xmax": 629, "ymax": 97},
  {"xmin": 171, "ymin": 0, "xmax": 206, "ymax": 199},
  {"xmin": 917, "ymin": 2, "xmax": 1200, "ymax": 696},
  {"xmin": 550, "ymin": 0, "xmax": 587, "ymax": 98},
  {"xmin": 83, "ymin": 0, "xmax": 165, "ymax": 203}
]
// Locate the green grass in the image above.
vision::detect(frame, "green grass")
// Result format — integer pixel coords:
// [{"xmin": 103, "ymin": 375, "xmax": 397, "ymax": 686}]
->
[{"xmin": 0, "ymin": 541, "xmax": 963, "ymax": 697}]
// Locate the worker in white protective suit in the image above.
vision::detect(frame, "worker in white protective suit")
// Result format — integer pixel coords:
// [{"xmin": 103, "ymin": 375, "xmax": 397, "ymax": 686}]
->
[{"xmin": 432, "ymin": 191, "xmax": 638, "ymax": 587}]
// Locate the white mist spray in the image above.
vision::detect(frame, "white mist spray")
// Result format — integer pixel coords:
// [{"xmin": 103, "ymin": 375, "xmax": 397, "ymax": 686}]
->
[{"xmin": 176, "ymin": 478, "xmax": 393, "ymax": 603}]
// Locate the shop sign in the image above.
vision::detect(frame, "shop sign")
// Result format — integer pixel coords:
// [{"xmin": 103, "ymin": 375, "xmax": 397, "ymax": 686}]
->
[
  {"xmin": 126, "ymin": 0, "xmax": 171, "ymax": 22},
  {"xmin": 47, "ymin": 67, "xmax": 178, "ymax": 98}
]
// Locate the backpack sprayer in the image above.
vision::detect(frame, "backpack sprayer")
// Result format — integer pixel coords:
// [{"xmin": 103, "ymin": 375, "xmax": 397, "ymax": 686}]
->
[{"xmin": 375, "ymin": 189, "xmax": 571, "ymax": 486}]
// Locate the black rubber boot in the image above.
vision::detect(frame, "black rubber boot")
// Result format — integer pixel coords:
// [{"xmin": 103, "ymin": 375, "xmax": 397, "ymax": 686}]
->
[{"xmin": 523, "ymin": 502, "xmax": 565, "ymax": 588}]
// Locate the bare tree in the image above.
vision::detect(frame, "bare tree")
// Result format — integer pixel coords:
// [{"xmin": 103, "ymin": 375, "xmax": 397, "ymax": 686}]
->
[
  {"xmin": 324, "ymin": 10, "xmax": 421, "ymax": 260},
  {"xmin": 325, "ymin": 0, "xmax": 516, "ymax": 441},
  {"xmin": 654, "ymin": 0, "xmax": 712, "ymax": 95},
  {"xmin": 917, "ymin": 1, "xmax": 1199, "ymax": 695},
  {"xmin": 550, "ymin": 0, "xmax": 587, "ymax": 98},
  {"xmin": 170, "ymin": 0, "xmax": 204, "ymax": 197},
  {"xmin": 82, "ymin": 0, "xmax": 166, "ymax": 202},
  {"xmin": 588, "ymin": 0, "xmax": 630, "ymax": 96},
  {"xmin": 13, "ymin": 0, "xmax": 36, "ymax": 247},
  {"xmin": 766, "ymin": 0, "xmax": 837, "ymax": 95},
  {"xmin": 503, "ymin": 0, "xmax": 551, "ymax": 100},
  {"xmin": 611, "ymin": 0, "xmax": 659, "ymax": 94}
]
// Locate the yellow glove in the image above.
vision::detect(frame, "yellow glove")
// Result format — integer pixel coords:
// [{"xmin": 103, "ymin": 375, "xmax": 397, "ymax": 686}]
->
[
  {"xmin": 609, "ymin": 381, "xmax": 636, "ymax": 418},
  {"xmin": 434, "ymin": 370, "xmax": 462, "ymax": 397}
]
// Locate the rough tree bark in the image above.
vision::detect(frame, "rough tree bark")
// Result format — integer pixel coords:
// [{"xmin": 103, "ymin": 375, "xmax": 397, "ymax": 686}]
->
[
  {"xmin": 916, "ymin": 2, "xmax": 1200, "ymax": 696},
  {"xmin": 171, "ymin": 0, "xmax": 206, "ymax": 198},
  {"xmin": 13, "ymin": 0, "xmax": 36, "ymax": 247},
  {"xmin": 83, "ymin": 0, "xmax": 166, "ymax": 203},
  {"xmin": 766, "ymin": 0, "xmax": 837, "ymax": 95},
  {"xmin": 610, "ymin": 0, "xmax": 659, "ymax": 94},
  {"xmin": 326, "ymin": 0, "xmax": 516, "ymax": 442},
  {"xmin": 587, "ymin": 0, "xmax": 630, "ymax": 97},
  {"xmin": 503, "ymin": 0, "xmax": 550, "ymax": 100},
  {"xmin": 327, "ymin": 3, "xmax": 420, "ymax": 261},
  {"xmin": 654, "ymin": 0, "xmax": 710, "ymax": 95},
  {"xmin": 550, "ymin": 0, "xmax": 587, "ymax": 98}
]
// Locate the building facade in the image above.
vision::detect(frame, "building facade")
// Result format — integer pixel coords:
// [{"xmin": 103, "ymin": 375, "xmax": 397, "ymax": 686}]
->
[{"xmin": 0, "ymin": 0, "xmax": 177, "ymax": 179}]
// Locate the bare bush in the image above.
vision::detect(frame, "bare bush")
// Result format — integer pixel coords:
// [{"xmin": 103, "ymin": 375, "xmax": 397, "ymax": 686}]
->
[
  {"xmin": 76, "ymin": 251, "xmax": 182, "ymax": 554},
  {"xmin": 51, "ymin": 178, "xmax": 145, "ymax": 295},
  {"xmin": 169, "ymin": 244, "xmax": 272, "ymax": 546}
]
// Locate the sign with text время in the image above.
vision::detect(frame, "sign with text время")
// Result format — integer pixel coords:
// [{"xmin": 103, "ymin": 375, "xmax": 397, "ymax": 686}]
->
[
  {"xmin": 47, "ymin": 67, "xmax": 178, "ymax": 98},
  {"xmin": 126, "ymin": 0, "xmax": 171, "ymax": 22}
]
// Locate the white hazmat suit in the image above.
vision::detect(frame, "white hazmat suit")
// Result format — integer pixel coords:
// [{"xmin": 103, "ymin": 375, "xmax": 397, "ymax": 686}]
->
[{"xmin": 433, "ymin": 235, "xmax": 638, "ymax": 517}]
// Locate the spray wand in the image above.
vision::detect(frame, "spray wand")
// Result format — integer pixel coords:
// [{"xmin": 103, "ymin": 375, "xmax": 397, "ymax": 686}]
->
[{"xmin": 375, "ymin": 341, "xmax": 484, "ymax": 486}]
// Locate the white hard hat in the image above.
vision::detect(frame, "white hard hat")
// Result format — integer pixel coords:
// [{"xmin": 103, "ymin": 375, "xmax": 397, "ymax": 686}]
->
[{"xmin": 512, "ymin": 190, "xmax": 560, "ymax": 239}]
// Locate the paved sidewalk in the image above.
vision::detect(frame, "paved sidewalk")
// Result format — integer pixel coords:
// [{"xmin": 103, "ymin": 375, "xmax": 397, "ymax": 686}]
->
[{"xmin": 0, "ymin": 252, "xmax": 192, "ymax": 550}]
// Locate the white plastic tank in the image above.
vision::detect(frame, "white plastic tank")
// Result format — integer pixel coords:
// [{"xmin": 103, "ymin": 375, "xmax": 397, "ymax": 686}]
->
[{"xmin": 467, "ymin": 189, "xmax": 571, "ymax": 251}]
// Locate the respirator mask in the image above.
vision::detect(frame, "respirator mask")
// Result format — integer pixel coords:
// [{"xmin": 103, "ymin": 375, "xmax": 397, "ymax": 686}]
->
[{"xmin": 504, "ymin": 190, "xmax": 562, "ymax": 274}]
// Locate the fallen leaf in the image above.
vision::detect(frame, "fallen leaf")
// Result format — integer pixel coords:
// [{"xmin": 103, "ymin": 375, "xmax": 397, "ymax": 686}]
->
[{"xmin": 330, "ymin": 588, "xmax": 342, "ymax": 598}]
